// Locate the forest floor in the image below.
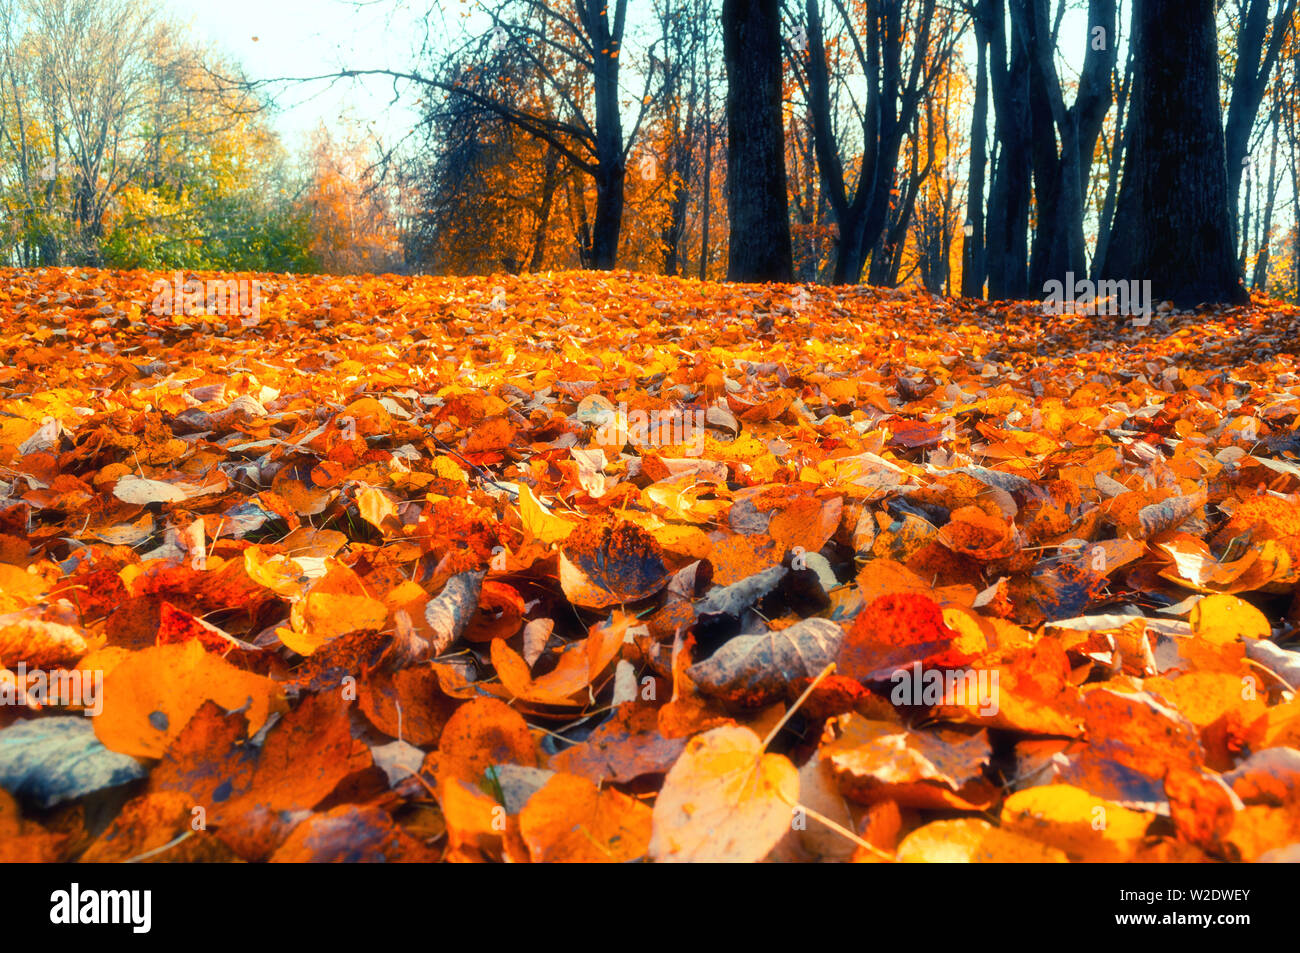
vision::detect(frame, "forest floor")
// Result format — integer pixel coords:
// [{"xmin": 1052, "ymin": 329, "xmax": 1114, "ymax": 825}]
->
[{"xmin": 1, "ymin": 266, "xmax": 1300, "ymax": 861}]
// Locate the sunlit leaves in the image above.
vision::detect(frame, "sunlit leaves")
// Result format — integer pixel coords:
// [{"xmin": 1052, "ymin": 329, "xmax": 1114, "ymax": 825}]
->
[
  {"xmin": 3, "ymin": 266, "xmax": 1300, "ymax": 862},
  {"xmin": 649, "ymin": 725, "xmax": 798, "ymax": 863}
]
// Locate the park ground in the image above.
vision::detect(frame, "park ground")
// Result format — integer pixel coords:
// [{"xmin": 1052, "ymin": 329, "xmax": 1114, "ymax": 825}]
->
[{"xmin": 0, "ymin": 267, "xmax": 1299, "ymax": 862}]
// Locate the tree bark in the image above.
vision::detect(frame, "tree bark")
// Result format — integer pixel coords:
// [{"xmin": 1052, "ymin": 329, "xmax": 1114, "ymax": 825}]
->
[
  {"xmin": 588, "ymin": 0, "xmax": 627, "ymax": 270},
  {"xmin": 1101, "ymin": 0, "xmax": 1247, "ymax": 305},
  {"xmin": 962, "ymin": 0, "xmax": 992, "ymax": 298},
  {"xmin": 722, "ymin": 0, "xmax": 794, "ymax": 282},
  {"xmin": 985, "ymin": 0, "xmax": 1032, "ymax": 299},
  {"xmin": 1224, "ymin": 0, "xmax": 1296, "ymax": 249}
]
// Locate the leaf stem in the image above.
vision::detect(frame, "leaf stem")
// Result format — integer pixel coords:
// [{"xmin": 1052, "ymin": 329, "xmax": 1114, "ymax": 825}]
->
[{"xmin": 761, "ymin": 661, "xmax": 835, "ymax": 752}]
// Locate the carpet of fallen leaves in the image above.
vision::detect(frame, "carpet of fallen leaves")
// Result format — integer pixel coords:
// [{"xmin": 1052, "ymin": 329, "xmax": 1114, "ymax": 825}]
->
[{"xmin": 3, "ymin": 267, "xmax": 1300, "ymax": 862}]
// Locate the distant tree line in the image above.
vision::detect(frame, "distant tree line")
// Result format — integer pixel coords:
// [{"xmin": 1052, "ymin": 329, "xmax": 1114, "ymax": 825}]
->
[
  {"xmin": 395, "ymin": 0, "xmax": 1300, "ymax": 305},
  {"xmin": 8, "ymin": 0, "xmax": 1298, "ymax": 306},
  {"xmin": 0, "ymin": 0, "xmax": 407, "ymax": 274}
]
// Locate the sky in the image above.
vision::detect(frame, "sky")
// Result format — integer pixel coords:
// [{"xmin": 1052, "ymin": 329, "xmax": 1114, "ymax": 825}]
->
[
  {"xmin": 166, "ymin": 0, "xmax": 433, "ymax": 152},
  {"xmin": 162, "ymin": 0, "xmax": 1099, "ymax": 147}
]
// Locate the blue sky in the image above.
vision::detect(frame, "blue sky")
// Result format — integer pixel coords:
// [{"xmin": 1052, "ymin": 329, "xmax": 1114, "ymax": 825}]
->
[
  {"xmin": 166, "ymin": 0, "xmax": 430, "ymax": 151},
  {"xmin": 162, "ymin": 0, "xmax": 1103, "ymax": 168}
]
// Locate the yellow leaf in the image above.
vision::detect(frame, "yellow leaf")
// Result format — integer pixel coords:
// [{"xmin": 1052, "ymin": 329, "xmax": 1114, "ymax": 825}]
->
[
  {"xmin": 1001, "ymin": 785, "xmax": 1151, "ymax": 861},
  {"xmin": 518, "ymin": 773, "xmax": 651, "ymax": 862},
  {"xmin": 282, "ymin": 560, "xmax": 387, "ymax": 656},
  {"xmin": 1190, "ymin": 594, "xmax": 1271, "ymax": 644},
  {"xmin": 355, "ymin": 485, "xmax": 400, "ymax": 535},
  {"xmin": 897, "ymin": 818, "xmax": 1068, "ymax": 862},
  {"xmin": 649, "ymin": 724, "xmax": 798, "ymax": 862},
  {"xmin": 517, "ymin": 483, "xmax": 576, "ymax": 544}
]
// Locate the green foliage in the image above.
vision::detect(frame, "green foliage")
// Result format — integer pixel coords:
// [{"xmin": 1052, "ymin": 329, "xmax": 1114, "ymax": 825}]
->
[
  {"xmin": 100, "ymin": 172, "xmax": 318, "ymax": 274},
  {"xmin": 0, "ymin": 1, "xmax": 318, "ymax": 273}
]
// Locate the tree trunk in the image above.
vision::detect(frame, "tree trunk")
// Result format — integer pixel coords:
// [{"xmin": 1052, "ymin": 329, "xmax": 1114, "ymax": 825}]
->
[
  {"xmin": 1251, "ymin": 113, "xmax": 1280, "ymax": 290},
  {"xmin": 528, "ymin": 146, "xmax": 562, "ymax": 271},
  {"xmin": 1093, "ymin": 40, "xmax": 1133, "ymax": 280},
  {"xmin": 962, "ymin": 0, "xmax": 992, "ymax": 298},
  {"xmin": 1102, "ymin": 0, "xmax": 1246, "ymax": 305},
  {"xmin": 1224, "ymin": 0, "xmax": 1296, "ymax": 250},
  {"xmin": 1020, "ymin": 0, "xmax": 1064, "ymax": 290},
  {"xmin": 700, "ymin": 59, "xmax": 715, "ymax": 281},
  {"xmin": 1020, "ymin": 0, "xmax": 1115, "ymax": 290},
  {"xmin": 588, "ymin": 160, "xmax": 625, "ymax": 270},
  {"xmin": 722, "ymin": 0, "xmax": 794, "ymax": 282},
  {"xmin": 985, "ymin": 0, "xmax": 1032, "ymax": 300},
  {"xmin": 589, "ymin": 6, "xmax": 627, "ymax": 271}
]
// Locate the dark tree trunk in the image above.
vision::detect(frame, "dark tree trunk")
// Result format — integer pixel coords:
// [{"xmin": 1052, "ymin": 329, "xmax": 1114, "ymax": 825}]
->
[
  {"xmin": 700, "ymin": 54, "xmax": 716, "ymax": 281},
  {"xmin": 528, "ymin": 146, "xmax": 562, "ymax": 271},
  {"xmin": 1251, "ymin": 113, "xmax": 1280, "ymax": 290},
  {"xmin": 1101, "ymin": 0, "xmax": 1247, "ymax": 305},
  {"xmin": 589, "ymin": 0, "xmax": 627, "ymax": 270},
  {"xmin": 722, "ymin": 0, "xmax": 794, "ymax": 282},
  {"xmin": 985, "ymin": 0, "xmax": 1032, "ymax": 300},
  {"xmin": 589, "ymin": 167, "xmax": 624, "ymax": 270},
  {"xmin": 1224, "ymin": 0, "xmax": 1297, "ymax": 249},
  {"xmin": 1019, "ymin": 0, "xmax": 1115, "ymax": 291},
  {"xmin": 962, "ymin": 0, "xmax": 992, "ymax": 298},
  {"xmin": 662, "ymin": 116, "xmax": 693, "ymax": 275},
  {"xmin": 1019, "ymin": 0, "xmax": 1062, "ymax": 291},
  {"xmin": 1093, "ymin": 39, "xmax": 1133, "ymax": 280}
]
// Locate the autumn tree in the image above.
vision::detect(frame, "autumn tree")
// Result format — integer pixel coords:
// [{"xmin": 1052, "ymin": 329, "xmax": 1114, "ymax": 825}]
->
[
  {"xmin": 0, "ymin": 0, "xmax": 157, "ymax": 263},
  {"xmin": 405, "ymin": 39, "xmax": 570, "ymax": 274},
  {"xmin": 419, "ymin": 1, "xmax": 656, "ymax": 270},
  {"xmin": 301, "ymin": 126, "xmax": 402, "ymax": 275},
  {"xmin": 799, "ymin": 0, "xmax": 965, "ymax": 285},
  {"xmin": 0, "ymin": 0, "xmax": 310, "ymax": 269},
  {"xmin": 650, "ymin": 0, "xmax": 716, "ymax": 276}
]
